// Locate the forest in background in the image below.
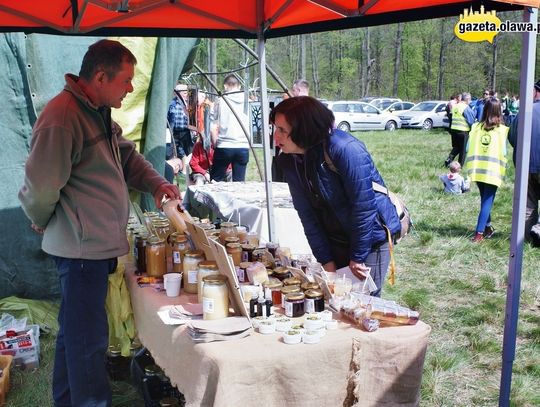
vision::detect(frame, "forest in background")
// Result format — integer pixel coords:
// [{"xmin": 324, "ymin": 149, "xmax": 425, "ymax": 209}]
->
[{"xmin": 192, "ymin": 11, "xmax": 540, "ymax": 103}]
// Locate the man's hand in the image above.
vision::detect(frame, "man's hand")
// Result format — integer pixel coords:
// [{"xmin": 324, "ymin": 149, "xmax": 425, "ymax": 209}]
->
[
  {"xmin": 204, "ymin": 172, "xmax": 211, "ymax": 182},
  {"xmin": 31, "ymin": 223, "xmax": 45, "ymax": 234},
  {"xmin": 322, "ymin": 261, "xmax": 337, "ymax": 273},
  {"xmin": 349, "ymin": 261, "xmax": 370, "ymax": 279},
  {"xmin": 154, "ymin": 183, "xmax": 181, "ymax": 209},
  {"xmin": 166, "ymin": 157, "xmax": 183, "ymax": 175}
]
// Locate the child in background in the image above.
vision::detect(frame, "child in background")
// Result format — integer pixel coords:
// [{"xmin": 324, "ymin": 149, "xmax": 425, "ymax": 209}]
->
[{"xmin": 439, "ymin": 161, "xmax": 470, "ymax": 194}]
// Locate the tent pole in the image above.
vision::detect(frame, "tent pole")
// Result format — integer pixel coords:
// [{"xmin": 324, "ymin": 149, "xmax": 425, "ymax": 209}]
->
[
  {"xmin": 499, "ymin": 7, "xmax": 537, "ymax": 406},
  {"xmin": 257, "ymin": 31, "xmax": 277, "ymax": 243}
]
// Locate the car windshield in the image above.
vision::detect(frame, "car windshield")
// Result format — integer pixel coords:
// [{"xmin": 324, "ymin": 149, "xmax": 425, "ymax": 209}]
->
[
  {"xmin": 379, "ymin": 101, "xmax": 395, "ymax": 110},
  {"xmin": 410, "ymin": 102, "xmax": 437, "ymax": 112}
]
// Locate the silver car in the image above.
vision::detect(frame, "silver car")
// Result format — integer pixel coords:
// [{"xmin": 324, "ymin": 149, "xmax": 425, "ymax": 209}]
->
[
  {"xmin": 326, "ymin": 101, "xmax": 401, "ymax": 132},
  {"xmin": 399, "ymin": 101, "xmax": 449, "ymax": 130}
]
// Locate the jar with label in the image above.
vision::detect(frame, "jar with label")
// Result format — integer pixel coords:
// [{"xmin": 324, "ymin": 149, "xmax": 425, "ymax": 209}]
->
[
  {"xmin": 280, "ymin": 285, "xmax": 301, "ymax": 308},
  {"xmin": 304, "ymin": 289, "xmax": 325, "ymax": 313},
  {"xmin": 135, "ymin": 232, "xmax": 149, "ymax": 275},
  {"xmin": 284, "ymin": 292, "xmax": 305, "ymax": 318},
  {"xmin": 236, "ymin": 226, "xmax": 248, "ymax": 244},
  {"xmin": 241, "ymin": 244, "xmax": 256, "ymax": 263},
  {"xmin": 146, "ymin": 236, "xmax": 167, "ymax": 277},
  {"xmin": 197, "ymin": 261, "xmax": 219, "ymax": 303},
  {"xmin": 219, "ymin": 222, "xmax": 238, "ymax": 245},
  {"xmin": 265, "ymin": 242, "xmax": 279, "ymax": 258},
  {"xmin": 238, "ymin": 262, "xmax": 252, "ymax": 283},
  {"xmin": 202, "ymin": 274, "xmax": 229, "ymax": 320},
  {"xmin": 263, "ymin": 277, "xmax": 283, "ymax": 307},
  {"xmin": 283, "ymin": 276, "xmax": 302, "ymax": 287},
  {"xmin": 182, "ymin": 250, "xmax": 205, "ymax": 294},
  {"xmin": 226, "ymin": 243, "xmax": 242, "ymax": 266},
  {"xmin": 171, "ymin": 232, "xmax": 189, "ymax": 274},
  {"xmin": 154, "ymin": 219, "xmax": 173, "ymax": 261},
  {"xmin": 273, "ymin": 266, "xmax": 292, "ymax": 282}
]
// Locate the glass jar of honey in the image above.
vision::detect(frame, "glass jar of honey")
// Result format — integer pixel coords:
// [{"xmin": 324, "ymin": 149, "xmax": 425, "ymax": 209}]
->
[
  {"xmin": 197, "ymin": 261, "xmax": 219, "ymax": 303},
  {"xmin": 146, "ymin": 236, "xmax": 167, "ymax": 277},
  {"xmin": 202, "ymin": 274, "xmax": 229, "ymax": 320},
  {"xmin": 226, "ymin": 243, "xmax": 242, "ymax": 267},
  {"xmin": 170, "ymin": 232, "xmax": 189, "ymax": 274},
  {"xmin": 182, "ymin": 250, "xmax": 205, "ymax": 294},
  {"xmin": 219, "ymin": 222, "xmax": 238, "ymax": 245}
]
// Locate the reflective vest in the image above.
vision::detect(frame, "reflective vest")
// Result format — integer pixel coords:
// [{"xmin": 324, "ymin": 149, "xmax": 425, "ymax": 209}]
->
[
  {"xmin": 465, "ymin": 123, "xmax": 508, "ymax": 187},
  {"xmin": 450, "ymin": 102, "xmax": 470, "ymax": 131}
]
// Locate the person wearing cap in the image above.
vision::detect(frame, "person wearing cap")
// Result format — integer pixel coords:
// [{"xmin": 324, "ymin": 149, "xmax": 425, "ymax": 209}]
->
[
  {"xmin": 167, "ymin": 83, "xmax": 194, "ymax": 160},
  {"xmin": 509, "ymin": 80, "xmax": 540, "ymax": 246}
]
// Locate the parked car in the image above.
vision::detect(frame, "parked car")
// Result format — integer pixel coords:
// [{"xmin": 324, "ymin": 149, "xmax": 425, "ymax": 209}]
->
[
  {"xmin": 383, "ymin": 101, "xmax": 415, "ymax": 115},
  {"xmin": 326, "ymin": 101, "xmax": 401, "ymax": 131},
  {"xmin": 368, "ymin": 97, "xmax": 402, "ymax": 110},
  {"xmin": 398, "ymin": 101, "xmax": 449, "ymax": 130}
]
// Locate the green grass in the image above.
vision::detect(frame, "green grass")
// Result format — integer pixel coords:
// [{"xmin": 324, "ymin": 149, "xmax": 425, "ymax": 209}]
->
[{"xmin": 6, "ymin": 128, "xmax": 540, "ymax": 406}]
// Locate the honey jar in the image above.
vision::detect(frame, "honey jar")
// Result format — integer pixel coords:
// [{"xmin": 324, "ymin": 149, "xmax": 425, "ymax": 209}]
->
[
  {"xmin": 197, "ymin": 261, "xmax": 219, "ymax": 303},
  {"xmin": 170, "ymin": 232, "xmax": 189, "ymax": 274},
  {"xmin": 202, "ymin": 274, "xmax": 229, "ymax": 320},
  {"xmin": 146, "ymin": 236, "xmax": 166, "ymax": 277},
  {"xmin": 182, "ymin": 250, "xmax": 205, "ymax": 294}
]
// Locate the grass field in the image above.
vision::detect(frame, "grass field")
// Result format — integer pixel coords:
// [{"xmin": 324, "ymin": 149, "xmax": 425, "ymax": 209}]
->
[{"xmin": 6, "ymin": 128, "xmax": 540, "ymax": 406}]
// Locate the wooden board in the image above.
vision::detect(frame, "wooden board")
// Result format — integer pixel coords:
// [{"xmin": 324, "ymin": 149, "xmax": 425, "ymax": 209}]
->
[{"xmin": 185, "ymin": 221, "xmax": 215, "ymax": 261}]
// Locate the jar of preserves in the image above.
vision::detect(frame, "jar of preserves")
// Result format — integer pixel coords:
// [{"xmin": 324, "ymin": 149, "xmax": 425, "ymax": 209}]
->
[
  {"xmin": 283, "ymin": 277, "xmax": 302, "ymax": 287},
  {"xmin": 226, "ymin": 243, "xmax": 242, "ymax": 266},
  {"xmin": 197, "ymin": 260, "xmax": 219, "ymax": 303},
  {"xmin": 202, "ymin": 274, "xmax": 229, "ymax": 320},
  {"xmin": 284, "ymin": 292, "xmax": 306, "ymax": 318},
  {"xmin": 301, "ymin": 281, "xmax": 321, "ymax": 291},
  {"xmin": 170, "ymin": 232, "xmax": 189, "ymax": 274},
  {"xmin": 273, "ymin": 266, "xmax": 292, "ymax": 282},
  {"xmin": 265, "ymin": 242, "xmax": 279, "ymax": 258},
  {"xmin": 304, "ymin": 289, "xmax": 325, "ymax": 313},
  {"xmin": 134, "ymin": 232, "xmax": 149, "ymax": 275},
  {"xmin": 146, "ymin": 236, "xmax": 167, "ymax": 277},
  {"xmin": 237, "ymin": 262, "xmax": 252, "ymax": 283},
  {"xmin": 219, "ymin": 222, "xmax": 238, "ymax": 245},
  {"xmin": 241, "ymin": 244, "xmax": 256, "ymax": 263},
  {"xmin": 236, "ymin": 226, "xmax": 248, "ymax": 244},
  {"xmin": 280, "ymin": 285, "xmax": 301, "ymax": 308},
  {"xmin": 182, "ymin": 250, "xmax": 205, "ymax": 294},
  {"xmin": 262, "ymin": 277, "xmax": 283, "ymax": 307}
]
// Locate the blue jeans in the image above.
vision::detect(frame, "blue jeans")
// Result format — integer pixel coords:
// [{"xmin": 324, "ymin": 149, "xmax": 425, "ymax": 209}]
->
[
  {"xmin": 364, "ymin": 242, "xmax": 391, "ymax": 297},
  {"xmin": 52, "ymin": 256, "xmax": 117, "ymax": 407},
  {"xmin": 476, "ymin": 182, "xmax": 498, "ymax": 233},
  {"xmin": 211, "ymin": 147, "xmax": 249, "ymax": 182}
]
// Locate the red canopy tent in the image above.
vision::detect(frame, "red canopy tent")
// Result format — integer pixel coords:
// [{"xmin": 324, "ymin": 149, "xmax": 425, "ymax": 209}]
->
[{"xmin": 0, "ymin": 1, "xmax": 538, "ymax": 406}]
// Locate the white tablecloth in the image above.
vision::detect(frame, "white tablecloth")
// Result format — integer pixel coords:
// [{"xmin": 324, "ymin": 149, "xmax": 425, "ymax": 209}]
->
[{"xmin": 184, "ymin": 182, "xmax": 312, "ymax": 255}]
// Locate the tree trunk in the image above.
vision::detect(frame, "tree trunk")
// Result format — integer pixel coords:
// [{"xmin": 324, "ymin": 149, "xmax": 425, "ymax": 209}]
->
[
  {"xmin": 490, "ymin": 34, "xmax": 499, "ymax": 91},
  {"xmin": 393, "ymin": 23, "xmax": 404, "ymax": 97},
  {"xmin": 361, "ymin": 28, "xmax": 371, "ymax": 97},
  {"xmin": 423, "ymin": 33, "xmax": 433, "ymax": 99},
  {"xmin": 208, "ymin": 39, "xmax": 217, "ymax": 100},
  {"xmin": 310, "ymin": 34, "xmax": 320, "ymax": 97},
  {"xmin": 300, "ymin": 34, "xmax": 306, "ymax": 79},
  {"xmin": 437, "ymin": 19, "xmax": 448, "ymax": 100}
]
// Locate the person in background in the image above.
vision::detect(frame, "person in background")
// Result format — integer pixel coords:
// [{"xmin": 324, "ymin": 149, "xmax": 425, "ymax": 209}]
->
[
  {"xmin": 444, "ymin": 93, "xmax": 461, "ymax": 167},
  {"xmin": 210, "ymin": 74, "xmax": 250, "ymax": 182},
  {"xmin": 18, "ymin": 39, "xmax": 180, "ymax": 406},
  {"xmin": 439, "ymin": 161, "xmax": 470, "ymax": 194},
  {"xmin": 271, "ymin": 96, "xmax": 401, "ymax": 297},
  {"xmin": 445, "ymin": 92, "xmax": 476, "ymax": 168},
  {"xmin": 167, "ymin": 83, "xmax": 194, "ymax": 160},
  {"xmin": 291, "ymin": 78, "xmax": 310, "ymax": 97},
  {"xmin": 465, "ymin": 97, "xmax": 508, "ymax": 242},
  {"xmin": 473, "ymin": 89, "xmax": 491, "ymax": 122},
  {"xmin": 509, "ymin": 80, "xmax": 540, "ymax": 247}
]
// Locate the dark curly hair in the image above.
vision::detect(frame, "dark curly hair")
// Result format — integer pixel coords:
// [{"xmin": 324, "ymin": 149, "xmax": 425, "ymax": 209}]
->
[{"xmin": 270, "ymin": 96, "xmax": 334, "ymax": 150}]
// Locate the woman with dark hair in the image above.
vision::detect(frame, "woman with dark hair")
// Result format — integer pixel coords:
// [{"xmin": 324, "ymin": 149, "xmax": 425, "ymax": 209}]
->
[
  {"xmin": 271, "ymin": 96, "xmax": 400, "ymax": 296},
  {"xmin": 465, "ymin": 97, "xmax": 509, "ymax": 242}
]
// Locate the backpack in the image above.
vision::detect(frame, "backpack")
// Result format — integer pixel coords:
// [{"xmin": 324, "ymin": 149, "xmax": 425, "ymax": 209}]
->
[{"xmin": 322, "ymin": 147, "xmax": 411, "ymax": 243}]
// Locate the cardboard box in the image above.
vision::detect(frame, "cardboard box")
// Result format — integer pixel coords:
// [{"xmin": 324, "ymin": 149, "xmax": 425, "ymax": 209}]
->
[
  {"xmin": 0, "ymin": 354, "xmax": 13, "ymax": 406},
  {"xmin": 0, "ymin": 325, "xmax": 40, "ymax": 370}
]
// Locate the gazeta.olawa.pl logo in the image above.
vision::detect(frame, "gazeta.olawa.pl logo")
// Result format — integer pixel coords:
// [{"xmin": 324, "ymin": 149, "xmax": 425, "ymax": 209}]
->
[{"xmin": 455, "ymin": 5, "xmax": 539, "ymax": 43}]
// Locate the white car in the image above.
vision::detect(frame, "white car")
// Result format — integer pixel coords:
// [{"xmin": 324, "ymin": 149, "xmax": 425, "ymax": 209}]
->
[
  {"xmin": 326, "ymin": 101, "xmax": 401, "ymax": 132},
  {"xmin": 383, "ymin": 101, "xmax": 415, "ymax": 115},
  {"xmin": 398, "ymin": 101, "xmax": 449, "ymax": 130}
]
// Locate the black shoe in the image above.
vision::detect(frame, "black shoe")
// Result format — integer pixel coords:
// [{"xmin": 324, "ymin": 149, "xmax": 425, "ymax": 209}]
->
[
  {"xmin": 530, "ymin": 228, "xmax": 540, "ymax": 247},
  {"xmin": 484, "ymin": 225, "xmax": 495, "ymax": 239},
  {"xmin": 444, "ymin": 158, "xmax": 452, "ymax": 168}
]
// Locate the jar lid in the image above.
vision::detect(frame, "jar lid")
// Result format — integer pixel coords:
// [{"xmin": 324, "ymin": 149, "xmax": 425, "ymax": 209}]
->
[
  {"xmin": 199, "ymin": 223, "xmax": 215, "ymax": 230},
  {"xmin": 304, "ymin": 289, "xmax": 324, "ymax": 299},
  {"xmin": 147, "ymin": 236, "xmax": 165, "ymax": 245},
  {"xmin": 144, "ymin": 364, "xmax": 163, "ymax": 376},
  {"xmin": 281, "ymin": 285, "xmax": 301, "ymax": 294},
  {"xmin": 266, "ymin": 242, "xmax": 279, "ymax": 249},
  {"xmin": 198, "ymin": 260, "xmax": 218, "ymax": 270},
  {"xmin": 203, "ymin": 274, "xmax": 228, "ymax": 285},
  {"xmin": 241, "ymin": 244, "xmax": 256, "ymax": 250},
  {"xmin": 273, "ymin": 266, "xmax": 290, "ymax": 276},
  {"xmin": 285, "ymin": 292, "xmax": 305, "ymax": 301},
  {"xmin": 283, "ymin": 277, "xmax": 302, "ymax": 286},
  {"xmin": 224, "ymin": 236, "xmax": 240, "ymax": 243},
  {"xmin": 301, "ymin": 281, "xmax": 320, "ymax": 291},
  {"xmin": 226, "ymin": 243, "xmax": 242, "ymax": 250},
  {"xmin": 266, "ymin": 268, "xmax": 274, "ymax": 275},
  {"xmin": 239, "ymin": 262, "xmax": 253, "ymax": 269},
  {"xmin": 220, "ymin": 221, "xmax": 237, "ymax": 228},
  {"xmin": 170, "ymin": 232, "xmax": 187, "ymax": 243},
  {"xmin": 185, "ymin": 250, "xmax": 205, "ymax": 258},
  {"xmin": 108, "ymin": 345, "xmax": 121, "ymax": 356},
  {"xmin": 263, "ymin": 277, "xmax": 283, "ymax": 289}
]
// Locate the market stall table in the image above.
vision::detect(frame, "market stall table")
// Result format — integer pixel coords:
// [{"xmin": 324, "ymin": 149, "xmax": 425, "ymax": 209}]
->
[
  {"xmin": 184, "ymin": 182, "xmax": 312, "ymax": 255},
  {"xmin": 125, "ymin": 261, "xmax": 431, "ymax": 407}
]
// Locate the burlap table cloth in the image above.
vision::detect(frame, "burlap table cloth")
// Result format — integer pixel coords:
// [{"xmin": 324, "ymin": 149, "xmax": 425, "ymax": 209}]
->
[{"xmin": 125, "ymin": 264, "xmax": 430, "ymax": 407}]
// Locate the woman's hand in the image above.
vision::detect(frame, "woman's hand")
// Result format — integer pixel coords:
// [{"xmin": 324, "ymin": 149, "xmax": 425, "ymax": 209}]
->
[
  {"xmin": 349, "ymin": 261, "xmax": 370, "ymax": 279},
  {"xmin": 322, "ymin": 261, "xmax": 337, "ymax": 273}
]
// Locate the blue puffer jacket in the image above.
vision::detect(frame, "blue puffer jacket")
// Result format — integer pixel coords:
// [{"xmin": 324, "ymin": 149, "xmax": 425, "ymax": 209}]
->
[{"xmin": 278, "ymin": 129, "xmax": 400, "ymax": 264}]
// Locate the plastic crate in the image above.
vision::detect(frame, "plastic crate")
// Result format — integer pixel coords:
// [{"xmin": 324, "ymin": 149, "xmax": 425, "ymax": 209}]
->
[{"xmin": 0, "ymin": 354, "xmax": 13, "ymax": 406}]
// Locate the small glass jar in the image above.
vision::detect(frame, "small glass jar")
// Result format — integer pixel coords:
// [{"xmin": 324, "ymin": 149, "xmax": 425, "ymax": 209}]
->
[
  {"xmin": 273, "ymin": 266, "xmax": 292, "ymax": 282},
  {"xmin": 241, "ymin": 244, "xmax": 256, "ymax": 263},
  {"xmin": 146, "ymin": 236, "xmax": 166, "ymax": 277},
  {"xmin": 236, "ymin": 226, "xmax": 248, "ymax": 244},
  {"xmin": 197, "ymin": 260, "xmax": 219, "ymax": 303},
  {"xmin": 265, "ymin": 242, "xmax": 279, "ymax": 258},
  {"xmin": 280, "ymin": 285, "xmax": 301, "ymax": 308},
  {"xmin": 301, "ymin": 281, "xmax": 321, "ymax": 291},
  {"xmin": 226, "ymin": 243, "xmax": 242, "ymax": 266},
  {"xmin": 170, "ymin": 232, "xmax": 189, "ymax": 273},
  {"xmin": 106, "ymin": 345, "xmax": 130, "ymax": 381},
  {"xmin": 237, "ymin": 262, "xmax": 252, "ymax": 283},
  {"xmin": 182, "ymin": 250, "xmax": 205, "ymax": 294},
  {"xmin": 134, "ymin": 232, "xmax": 149, "ymax": 275},
  {"xmin": 263, "ymin": 277, "xmax": 283, "ymax": 307},
  {"xmin": 153, "ymin": 219, "xmax": 173, "ymax": 260},
  {"xmin": 202, "ymin": 274, "xmax": 229, "ymax": 320},
  {"xmin": 283, "ymin": 277, "xmax": 302, "ymax": 287},
  {"xmin": 304, "ymin": 289, "xmax": 325, "ymax": 313},
  {"xmin": 219, "ymin": 222, "xmax": 238, "ymax": 245},
  {"xmin": 246, "ymin": 231, "xmax": 260, "ymax": 247},
  {"xmin": 284, "ymin": 292, "xmax": 306, "ymax": 318}
]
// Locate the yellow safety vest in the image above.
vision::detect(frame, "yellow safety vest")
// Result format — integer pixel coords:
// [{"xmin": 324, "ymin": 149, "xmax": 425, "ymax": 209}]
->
[
  {"xmin": 465, "ymin": 123, "xmax": 508, "ymax": 187},
  {"xmin": 450, "ymin": 102, "xmax": 470, "ymax": 131}
]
